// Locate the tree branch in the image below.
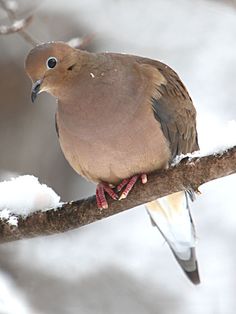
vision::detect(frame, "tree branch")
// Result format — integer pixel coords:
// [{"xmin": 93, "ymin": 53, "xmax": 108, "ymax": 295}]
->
[
  {"xmin": 0, "ymin": 0, "xmax": 40, "ymax": 46},
  {"xmin": 0, "ymin": 146, "xmax": 235, "ymax": 244}
]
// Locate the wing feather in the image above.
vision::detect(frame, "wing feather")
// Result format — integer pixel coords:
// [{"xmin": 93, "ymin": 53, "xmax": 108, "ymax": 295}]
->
[{"xmin": 137, "ymin": 58, "xmax": 199, "ymax": 159}]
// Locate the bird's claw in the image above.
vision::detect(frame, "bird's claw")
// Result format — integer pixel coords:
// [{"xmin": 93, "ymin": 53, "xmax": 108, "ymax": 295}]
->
[
  {"xmin": 96, "ymin": 183, "xmax": 119, "ymax": 209},
  {"xmin": 118, "ymin": 174, "xmax": 148, "ymax": 200},
  {"xmin": 96, "ymin": 174, "xmax": 148, "ymax": 208}
]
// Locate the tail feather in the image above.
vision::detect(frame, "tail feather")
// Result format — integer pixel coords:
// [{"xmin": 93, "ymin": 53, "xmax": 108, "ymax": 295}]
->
[
  {"xmin": 146, "ymin": 191, "xmax": 200, "ymax": 285},
  {"xmin": 172, "ymin": 248, "xmax": 200, "ymax": 284}
]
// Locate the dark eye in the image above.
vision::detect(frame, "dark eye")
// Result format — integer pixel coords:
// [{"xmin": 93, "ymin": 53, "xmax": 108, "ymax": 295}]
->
[{"xmin": 46, "ymin": 57, "xmax": 57, "ymax": 69}]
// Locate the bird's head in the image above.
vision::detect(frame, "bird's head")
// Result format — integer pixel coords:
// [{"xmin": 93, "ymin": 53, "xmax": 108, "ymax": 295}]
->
[{"xmin": 25, "ymin": 41, "xmax": 84, "ymax": 102}]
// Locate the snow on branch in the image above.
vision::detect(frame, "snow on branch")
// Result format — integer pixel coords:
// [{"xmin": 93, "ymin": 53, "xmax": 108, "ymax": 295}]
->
[
  {"xmin": 0, "ymin": 0, "xmax": 95, "ymax": 48},
  {"xmin": 0, "ymin": 15, "xmax": 32, "ymax": 35},
  {"xmin": 0, "ymin": 0, "xmax": 39, "ymax": 46},
  {"xmin": 0, "ymin": 146, "xmax": 235, "ymax": 244},
  {"xmin": 67, "ymin": 34, "xmax": 95, "ymax": 50}
]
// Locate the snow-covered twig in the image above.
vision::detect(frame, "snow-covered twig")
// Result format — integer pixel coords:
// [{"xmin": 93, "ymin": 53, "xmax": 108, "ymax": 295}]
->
[
  {"xmin": 0, "ymin": 0, "xmax": 39, "ymax": 46},
  {"xmin": 67, "ymin": 33, "xmax": 95, "ymax": 49},
  {"xmin": 0, "ymin": 145, "xmax": 235, "ymax": 244},
  {"xmin": 0, "ymin": 15, "xmax": 33, "ymax": 34}
]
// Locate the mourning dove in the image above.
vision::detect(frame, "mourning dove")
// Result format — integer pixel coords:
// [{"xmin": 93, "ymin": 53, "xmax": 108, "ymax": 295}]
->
[{"xmin": 25, "ymin": 42, "xmax": 200, "ymax": 284}]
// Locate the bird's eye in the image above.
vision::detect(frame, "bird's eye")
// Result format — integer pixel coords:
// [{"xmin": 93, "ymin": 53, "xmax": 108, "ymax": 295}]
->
[{"xmin": 46, "ymin": 57, "xmax": 57, "ymax": 69}]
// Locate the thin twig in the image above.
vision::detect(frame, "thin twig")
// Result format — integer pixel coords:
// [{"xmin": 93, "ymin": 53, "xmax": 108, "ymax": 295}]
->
[
  {"xmin": 0, "ymin": 0, "xmax": 39, "ymax": 46},
  {"xmin": 0, "ymin": 15, "xmax": 32, "ymax": 34},
  {"xmin": 0, "ymin": 146, "xmax": 235, "ymax": 244}
]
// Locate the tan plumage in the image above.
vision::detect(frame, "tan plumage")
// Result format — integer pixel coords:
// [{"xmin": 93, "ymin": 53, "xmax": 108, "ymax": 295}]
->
[{"xmin": 25, "ymin": 42, "xmax": 200, "ymax": 284}]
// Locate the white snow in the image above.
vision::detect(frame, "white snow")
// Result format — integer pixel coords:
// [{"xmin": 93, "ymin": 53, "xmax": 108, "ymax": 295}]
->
[
  {"xmin": 67, "ymin": 37, "xmax": 83, "ymax": 48},
  {"xmin": 1, "ymin": 1, "xmax": 236, "ymax": 313},
  {"xmin": 7, "ymin": 216, "xmax": 18, "ymax": 226},
  {"xmin": 0, "ymin": 175, "xmax": 61, "ymax": 224},
  {"xmin": 0, "ymin": 209, "xmax": 16, "ymax": 226},
  {"xmin": 5, "ymin": 0, "xmax": 19, "ymax": 12},
  {"xmin": 198, "ymin": 119, "xmax": 236, "ymax": 156},
  {"xmin": 173, "ymin": 120, "xmax": 236, "ymax": 165},
  {"xmin": 12, "ymin": 19, "xmax": 27, "ymax": 31},
  {"xmin": 0, "ymin": 19, "xmax": 28, "ymax": 35}
]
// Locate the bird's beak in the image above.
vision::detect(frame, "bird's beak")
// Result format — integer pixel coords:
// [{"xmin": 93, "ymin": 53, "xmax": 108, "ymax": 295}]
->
[{"xmin": 31, "ymin": 79, "xmax": 42, "ymax": 103}]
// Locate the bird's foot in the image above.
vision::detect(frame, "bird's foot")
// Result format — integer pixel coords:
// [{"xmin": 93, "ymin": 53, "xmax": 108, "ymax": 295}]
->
[
  {"xmin": 96, "ymin": 182, "xmax": 119, "ymax": 209},
  {"xmin": 117, "ymin": 174, "xmax": 148, "ymax": 200},
  {"xmin": 96, "ymin": 174, "xmax": 147, "ymax": 209}
]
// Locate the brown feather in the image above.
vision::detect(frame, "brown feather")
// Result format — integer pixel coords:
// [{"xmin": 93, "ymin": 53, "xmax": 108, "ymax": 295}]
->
[
  {"xmin": 134, "ymin": 58, "xmax": 199, "ymax": 159},
  {"xmin": 25, "ymin": 42, "xmax": 200, "ymax": 285}
]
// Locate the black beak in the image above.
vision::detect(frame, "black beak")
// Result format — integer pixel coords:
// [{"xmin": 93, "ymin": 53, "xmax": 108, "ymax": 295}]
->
[{"xmin": 31, "ymin": 80, "xmax": 42, "ymax": 103}]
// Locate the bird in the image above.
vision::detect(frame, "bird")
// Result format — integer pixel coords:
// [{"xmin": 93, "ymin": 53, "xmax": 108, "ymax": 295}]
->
[{"xmin": 25, "ymin": 41, "xmax": 200, "ymax": 284}]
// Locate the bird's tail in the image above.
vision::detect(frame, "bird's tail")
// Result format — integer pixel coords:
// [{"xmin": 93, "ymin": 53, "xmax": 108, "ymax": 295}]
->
[{"xmin": 146, "ymin": 191, "xmax": 200, "ymax": 284}]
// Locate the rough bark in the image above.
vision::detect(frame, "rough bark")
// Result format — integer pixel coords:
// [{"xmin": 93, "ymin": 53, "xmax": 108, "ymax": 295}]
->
[{"xmin": 0, "ymin": 146, "xmax": 235, "ymax": 244}]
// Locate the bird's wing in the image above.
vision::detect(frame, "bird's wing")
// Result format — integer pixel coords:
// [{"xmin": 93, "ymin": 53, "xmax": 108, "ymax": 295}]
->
[
  {"xmin": 136, "ymin": 58, "xmax": 199, "ymax": 159},
  {"xmin": 134, "ymin": 57, "xmax": 200, "ymax": 284}
]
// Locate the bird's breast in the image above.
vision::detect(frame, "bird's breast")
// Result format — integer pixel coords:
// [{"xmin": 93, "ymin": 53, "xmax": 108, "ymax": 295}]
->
[
  {"xmin": 56, "ymin": 100, "xmax": 171, "ymax": 185},
  {"xmin": 56, "ymin": 63, "xmax": 171, "ymax": 184}
]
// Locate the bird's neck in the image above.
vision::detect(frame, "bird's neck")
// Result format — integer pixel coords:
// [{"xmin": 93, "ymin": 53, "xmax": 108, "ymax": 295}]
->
[{"xmin": 56, "ymin": 53, "xmax": 147, "ymax": 139}]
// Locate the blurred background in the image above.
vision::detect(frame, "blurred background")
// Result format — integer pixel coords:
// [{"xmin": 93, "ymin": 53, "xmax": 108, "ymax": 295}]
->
[{"xmin": 0, "ymin": 0, "xmax": 236, "ymax": 313}]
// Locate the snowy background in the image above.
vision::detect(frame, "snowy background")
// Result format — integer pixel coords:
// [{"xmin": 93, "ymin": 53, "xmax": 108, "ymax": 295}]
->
[{"xmin": 0, "ymin": 0, "xmax": 236, "ymax": 313}]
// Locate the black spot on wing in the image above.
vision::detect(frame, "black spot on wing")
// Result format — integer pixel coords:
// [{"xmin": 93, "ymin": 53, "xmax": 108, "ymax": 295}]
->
[
  {"xmin": 151, "ymin": 96, "xmax": 199, "ymax": 159},
  {"xmin": 55, "ymin": 114, "xmax": 59, "ymax": 138},
  {"xmin": 152, "ymin": 97, "xmax": 181, "ymax": 159},
  {"xmin": 67, "ymin": 63, "xmax": 76, "ymax": 71}
]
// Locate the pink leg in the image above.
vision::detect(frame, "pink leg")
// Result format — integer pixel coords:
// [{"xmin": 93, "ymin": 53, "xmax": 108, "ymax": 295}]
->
[
  {"xmin": 119, "ymin": 174, "xmax": 148, "ymax": 200},
  {"xmin": 116, "ymin": 178, "xmax": 130, "ymax": 192},
  {"xmin": 96, "ymin": 183, "xmax": 119, "ymax": 209},
  {"xmin": 117, "ymin": 174, "xmax": 148, "ymax": 192},
  {"xmin": 96, "ymin": 174, "xmax": 148, "ymax": 208},
  {"xmin": 96, "ymin": 184, "xmax": 106, "ymax": 209},
  {"xmin": 103, "ymin": 184, "xmax": 119, "ymax": 200}
]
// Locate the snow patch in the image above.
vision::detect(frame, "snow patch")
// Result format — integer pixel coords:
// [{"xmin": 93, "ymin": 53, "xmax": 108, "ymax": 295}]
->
[
  {"xmin": 5, "ymin": 0, "xmax": 18, "ymax": 12},
  {"xmin": 67, "ymin": 37, "xmax": 82, "ymax": 48},
  {"xmin": 173, "ymin": 120, "xmax": 236, "ymax": 165},
  {"xmin": 12, "ymin": 19, "xmax": 26, "ymax": 30},
  {"xmin": 0, "ymin": 175, "xmax": 61, "ymax": 224},
  {"xmin": 0, "ymin": 209, "xmax": 11, "ymax": 220},
  {"xmin": 198, "ymin": 119, "xmax": 236, "ymax": 156}
]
